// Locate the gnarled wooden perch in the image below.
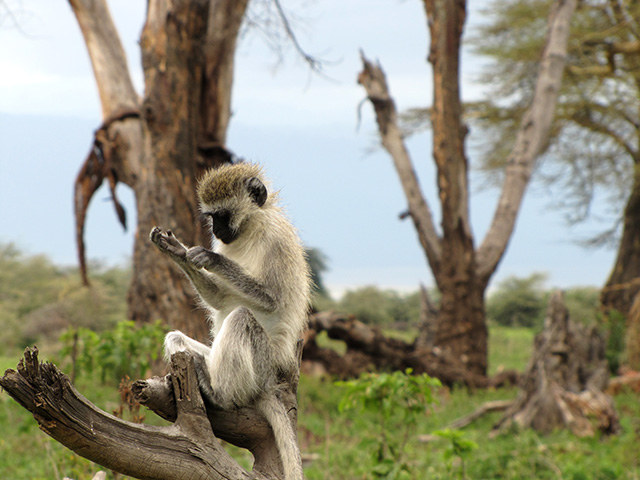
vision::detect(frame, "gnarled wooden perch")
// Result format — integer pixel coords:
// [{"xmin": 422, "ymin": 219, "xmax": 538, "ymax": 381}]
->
[{"xmin": 0, "ymin": 347, "xmax": 297, "ymax": 479}]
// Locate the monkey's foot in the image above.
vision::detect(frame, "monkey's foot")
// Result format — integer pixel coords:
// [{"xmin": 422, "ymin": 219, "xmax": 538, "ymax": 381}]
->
[
  {"xmin": 149, "ymin": 227, "xmax": 188, "ymax": 260},
  {"xmin": 186, "ymin": 246, "xmax": 220, "ymax": 269}
]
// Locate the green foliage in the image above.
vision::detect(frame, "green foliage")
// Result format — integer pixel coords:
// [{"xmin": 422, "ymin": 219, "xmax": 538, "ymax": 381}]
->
[
  {"xmin": 337, "ymin": 286, "xmax": 422, "ymax": 326},
  {"xmin": 0, "ymin": 243, "xmax": 130, "ymax": 350},
  {"xmin": 487, "ymin": 273, "xmax": 548, "ymax": 328},
  {"xmin": 564, "ymin": 286, "xmax": 601, "ymax": 325},
  {"xmin": 306, "ymin": 247, "xmax": 330, "ymax": 301},
  {"xmin": 59, "ymin": 320, "xmax": 167, "ymax": 383},
  {"xmin": 433, "ymin": 428, "xmax": 478, "ymax": 479},
  {"xmin": 336, "ymin": 369, "xmax": 441, "ymax": 478},
  {"xmin": 603, "ymin": 309, "xmax": 627, "ymax": 374},
  {"xmin": 4, "ymin": 322, "xmax": 640, "ymax": 479}
]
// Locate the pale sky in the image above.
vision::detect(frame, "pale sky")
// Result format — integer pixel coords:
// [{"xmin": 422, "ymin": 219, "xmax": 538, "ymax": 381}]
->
[{"xmin": 0, "ymin": 0, "xmax": 616, "ymax": 298}]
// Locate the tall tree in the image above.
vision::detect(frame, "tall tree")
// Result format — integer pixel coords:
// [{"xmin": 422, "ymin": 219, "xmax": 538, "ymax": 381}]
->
[
  {"xmin": 71, "ymin": 0, "xmax": 248, "ymax": 341},
  {"xmin": 358, "ymin": 0, "xmax": 576, "ymax": 375},
  {"xmin": 469, "ymin": 0, "xmax": 640, "ymax": 317}
]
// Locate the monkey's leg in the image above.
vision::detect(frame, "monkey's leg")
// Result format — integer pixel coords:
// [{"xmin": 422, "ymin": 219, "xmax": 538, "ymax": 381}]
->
[
  {"xmin": 205, "ymin": 308, "xmax": 304, "ymax": 480},
  {"xmin": 204, "ymin": 307, "xmax": 276, "ymax": 409},
  {"xmin": 164, "ymin": 330, "xmax": 211, "ymax": 359}
]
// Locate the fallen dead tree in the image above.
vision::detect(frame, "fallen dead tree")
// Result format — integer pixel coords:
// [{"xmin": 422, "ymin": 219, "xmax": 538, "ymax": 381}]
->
[
  {"xmin": 303, "ymin": 311, "xmax": 519, "ymax": 388},
  {"xmin": 493, "ymin": 291, "xmax": 619, "ymax": 437},
  {"xmin": 0, "ymin": 347, "xmax": 299, "ymax": 479}
]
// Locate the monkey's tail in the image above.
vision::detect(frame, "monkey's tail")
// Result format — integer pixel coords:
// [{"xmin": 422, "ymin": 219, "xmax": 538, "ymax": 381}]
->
[{"xmin": 257, "ymin": 394, "xmax": 304, "ymax": 480}]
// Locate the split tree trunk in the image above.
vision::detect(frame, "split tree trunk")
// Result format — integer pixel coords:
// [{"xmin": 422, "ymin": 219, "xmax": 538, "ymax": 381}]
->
[
  {"xmin": 358, "ymin": 0, "xmax": 576, "ymax": 376},
  {"xmin": 72, "ymin": 0, "xmax": 248, "ymax": 340},
  {"xmin": 493, "ymin": 291, "xmax": 619, "ymax": 437},
  {"xmin": 0, "ymin": 347, "xmax": 299, "ymax": 479}
]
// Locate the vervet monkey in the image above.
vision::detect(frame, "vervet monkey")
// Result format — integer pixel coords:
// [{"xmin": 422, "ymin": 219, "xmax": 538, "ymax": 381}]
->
[{"xmin": 149, "ymin": 162, "xmax": 311, "ymax": 480}]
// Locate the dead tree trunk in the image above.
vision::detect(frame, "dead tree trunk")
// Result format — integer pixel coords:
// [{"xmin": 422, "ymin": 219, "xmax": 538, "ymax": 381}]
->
[
  {"xmin": 304, "ymin": 312, "xmax": 519, "ymax": 388},
  {"xmin": 71, "ymin": 0, "xmax": 248, "ymax": 341},
  {"xmin": 0, "ymin": 347, "xmax": 299, "ymax": 479},
  {"xmin": 493, "ymin": 291, "xmax": 619, "ymax": 437},
  {"xmin": 358, "ymin": 0, "xmax": 577, "ymax": 376}
]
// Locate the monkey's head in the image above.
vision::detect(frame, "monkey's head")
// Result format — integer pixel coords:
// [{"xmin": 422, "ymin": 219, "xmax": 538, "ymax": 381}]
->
[{"xmin": 197, "ymin": 163, "xmax": 270, "ymax": 244}]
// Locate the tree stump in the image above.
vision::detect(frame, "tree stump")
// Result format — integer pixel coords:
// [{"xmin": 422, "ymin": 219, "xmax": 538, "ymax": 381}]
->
[{"xmin": 493, "ymin": 291, "xmax": 619, "ymax": 437}]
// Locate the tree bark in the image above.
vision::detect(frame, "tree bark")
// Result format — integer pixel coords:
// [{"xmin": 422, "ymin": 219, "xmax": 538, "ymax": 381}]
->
[
  {"xmin": 493, "ymin": 291, "xmax": 619, "ymax": 437},
  {"xmin": 358, "ymin": 0, "xmax": 576, "ymax": 377},
  {"xmin": 601, "ymin": 171, "xmax": 640, "ymax": 317},
  {"xmin": 71, "ymin": 0, "xmax": 248, "ymax": 341},
  {"xmin": 1, "ymin": 347, "xmax": 299, "ymax": 479}
]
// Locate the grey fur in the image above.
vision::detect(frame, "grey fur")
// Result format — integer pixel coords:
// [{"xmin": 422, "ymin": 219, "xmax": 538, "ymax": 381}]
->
[{"xmin": 149, "ymin": 163, "xmax": 310, "ymax": 480}]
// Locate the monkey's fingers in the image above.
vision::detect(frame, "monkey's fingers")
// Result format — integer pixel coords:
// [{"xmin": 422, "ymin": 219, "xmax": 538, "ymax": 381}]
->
[
  {"xmin": 150, "ymin": 226, "xmax": 188, "ymax": 259},
  {"xmin": 186, "ymin": 246, "xmax": 219, "ymax": 269}
]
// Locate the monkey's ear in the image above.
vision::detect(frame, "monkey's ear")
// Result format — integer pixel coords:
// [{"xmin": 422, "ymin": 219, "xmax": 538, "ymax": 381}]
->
[{"xmin": 246, "ymin": 177, "xmax": 268, "ymax": 207}]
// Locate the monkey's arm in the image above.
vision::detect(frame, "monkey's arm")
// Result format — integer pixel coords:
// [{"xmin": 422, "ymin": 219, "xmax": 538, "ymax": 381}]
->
[
  {"xmin": 187, "ymin": 246, "xmax": 278, "ymax": 313},
  {"xmin": 150, "ymin": 227, "xmax": 225, "ymax": 307}
]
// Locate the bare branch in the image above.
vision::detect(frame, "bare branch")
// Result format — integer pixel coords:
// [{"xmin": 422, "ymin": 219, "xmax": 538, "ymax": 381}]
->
[
  {"xmin": 358, "ymin": 52, "xmax": 442, "ymax": 270},
  {"xmin": 68, "ymin": 0, "xmax": 139, "ymax": 117},
  {"xmin": 271, "ymin": 0, "xmax": 323, "ymax": 73},
  {"xmin": 476, "ymin": 0, "xmax": 578, "ymax": 282}
]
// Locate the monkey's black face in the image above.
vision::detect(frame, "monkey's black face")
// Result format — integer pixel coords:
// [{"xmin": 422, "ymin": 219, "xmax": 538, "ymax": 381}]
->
[{"xmin": 207, "ymin": 210, "xmax": 238, "ymax": 244}]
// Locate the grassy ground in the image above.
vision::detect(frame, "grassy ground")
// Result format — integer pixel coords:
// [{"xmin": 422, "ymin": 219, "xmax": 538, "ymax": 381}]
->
[{"xmin": 2, "ymin": 326, "xmax": 639, "ymax": 479}]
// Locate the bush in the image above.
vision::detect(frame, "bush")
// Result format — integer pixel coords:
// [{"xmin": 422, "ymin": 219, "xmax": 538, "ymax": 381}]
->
[
  {"xmin": 486, "ymin": 273, "xmax": 548, "ymax": 328},
  {"xmin": 59, "ymin": 320, "xmax": 168, "ymax": 384},
  {"xmin": 337, "ymin": 286, "xmax": 422, "ymax": 327},
  {"xmin": 0, "ymin": 243, "xmax": 131, "ymax": 349},
  {"xmin": 564, "ymin": 287, "xmax": 600, "ymax": 325},
  {"xmin": 336, "ymin": 369, "xmax": 441, "ymax": 479}
]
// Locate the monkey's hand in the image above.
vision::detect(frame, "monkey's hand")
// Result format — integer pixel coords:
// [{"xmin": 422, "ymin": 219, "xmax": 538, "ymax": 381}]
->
[
  {"xmin": 150, "ymin": 227, "xmax": 188, "ymax": 262},
  {"xmin": 186, "ymin": 246, "xmax": 221, "ymax": 269}
]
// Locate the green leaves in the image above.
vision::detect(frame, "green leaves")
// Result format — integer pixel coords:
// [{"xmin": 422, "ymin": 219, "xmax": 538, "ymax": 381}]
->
[
  {"xmin": 433, "ymin": 428, "xmax": 478, "ymax": 460},
  {"xmin": 60, "ymin": 320, "xmax": 167, "ymax": 383},
  {"xmin": 433, "ymin": 428, "xmax": 479, "ymax": 479},
  {"xmin": 336, "ymin": 369, "xmax": 441, "ymax": 478},
  {"xmin": 337, "ymin": 369, "xmax": 440, "ymax": 421}
]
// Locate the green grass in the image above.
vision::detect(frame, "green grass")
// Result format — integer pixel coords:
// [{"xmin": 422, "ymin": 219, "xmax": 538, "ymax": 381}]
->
[
  {"xmin": 2, "ymin": 327, "xmax": 640, "ymax": 479},
  {"xmin": 488, "ymin": 325, "xmax": 535, "ymax": 375}
]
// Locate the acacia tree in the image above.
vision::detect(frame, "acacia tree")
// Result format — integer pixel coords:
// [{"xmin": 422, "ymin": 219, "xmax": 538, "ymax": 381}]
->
[
  {"xmin": 72, "ymin": 0, "xmax": 248, "ymax": 342},
  {"xmin": 469, "ymin": 0, "xmax": 640, "ymax": 318},
  {"xmin": 358, "ymin": 0, "xmax": 576, "ymax": 375}
]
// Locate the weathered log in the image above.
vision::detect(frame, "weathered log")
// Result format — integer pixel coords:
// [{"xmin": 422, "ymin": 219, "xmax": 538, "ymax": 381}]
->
[
  {"xmin": 304, "ymin": 312, "xmax": 519, "ymax": 388},
  {"xmin": 447, "ymin": 400, "xmax": 514, "ymax": 430},
  {"xmin": 0, "ymin": 347, "xmax": 297, "ymax": 480},
  {"xmin": 493, "ymin": 291, "xmax": 619, "ymax": 437},
  {"xmin": 606, "ymin": 371, "xmax": 640, "ymax": 395}
]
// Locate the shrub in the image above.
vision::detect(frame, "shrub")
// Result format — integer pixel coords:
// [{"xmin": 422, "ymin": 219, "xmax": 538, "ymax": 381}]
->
[
  {"xmin": 486, "ymin": 273, "xmax": 547, "ymax": 328},
  {"xmin": 336, "ymin": 369, "xmax": 441, "ymax": 478},
  {"xmin": 338, "ymin": 286, "xmax": 422, "ymax": 327},
  {"xmin": 59, "ymin": 320, "xmax": 167, "ymax": 384}
]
